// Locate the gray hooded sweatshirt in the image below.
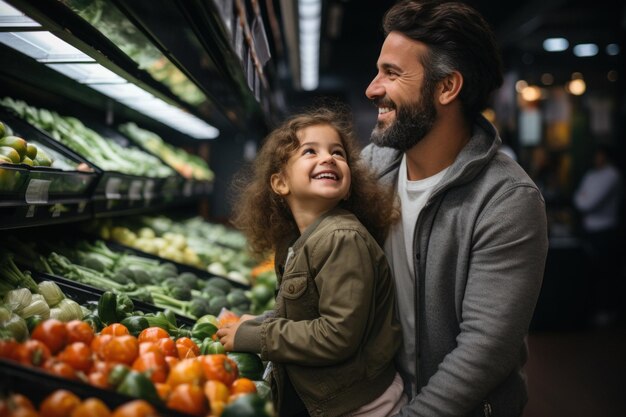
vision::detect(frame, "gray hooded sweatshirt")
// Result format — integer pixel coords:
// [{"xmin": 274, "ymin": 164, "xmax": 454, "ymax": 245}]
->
[{"xmin": 361, "ymin": 116, "xmax": 548, "ymax": 417}]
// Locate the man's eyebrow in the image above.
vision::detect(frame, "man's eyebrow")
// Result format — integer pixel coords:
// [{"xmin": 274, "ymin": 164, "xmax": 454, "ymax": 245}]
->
[{"xmin": 379, "ymin": 62, "xmax": 402, "ymax": 72}]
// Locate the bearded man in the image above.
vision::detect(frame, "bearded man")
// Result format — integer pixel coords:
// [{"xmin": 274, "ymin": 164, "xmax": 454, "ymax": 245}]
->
[{"xmin": 361, "ymin": 1, "xmax": 549, "ymax": 416}]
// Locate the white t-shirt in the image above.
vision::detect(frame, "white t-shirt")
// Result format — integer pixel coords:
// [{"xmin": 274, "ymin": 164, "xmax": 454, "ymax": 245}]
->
[{"xmin": 384, "ymin": 153, "xmax": 449, "ymax": 395}]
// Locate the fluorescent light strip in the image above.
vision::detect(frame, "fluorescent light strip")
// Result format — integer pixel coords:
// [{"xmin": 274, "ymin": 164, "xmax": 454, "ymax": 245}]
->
[
  {"xmin": 0, "ymin": 31, "xmax": 94, "ymax": 62},
  {"xmin": 0, "ymin": 0, "xmax": 40, "ymax": 27},
  {"xmin": 298, "ymin": 0, "xmax": 321, "ymax": 91},
  {"xmin": 0, "ymin": 26, "xmax": 219, "ymax": 139}
]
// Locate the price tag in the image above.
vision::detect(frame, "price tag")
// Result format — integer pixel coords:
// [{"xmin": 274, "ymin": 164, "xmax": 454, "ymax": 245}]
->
[
  {"xmin": 143, "ymin": 180, "xmax": 155, "ymax": 201},
  {"xmin": 25, "ymin": 179, "xmax": 51, "ymax": 204},
  {"xmin": 105, "ymin": 177, "xmax": 122, "ymax": 199},
  {"xmin": 26, "ymin": 205, "xmax": 36, "ymax": 218},
  {"xmin": 129, "ymin": 180, "xmax": 143, "ymax": 201},
  {"xmin": 51, "ymin": 204, "xmax": 62, "ymax": 218},
  {"xmin": 252, "ymin": 14, "xmax": 271, "ymax": 66}
]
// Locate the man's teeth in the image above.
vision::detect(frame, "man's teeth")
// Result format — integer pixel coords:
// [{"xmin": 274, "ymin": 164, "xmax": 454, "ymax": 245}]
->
[
  {"xmin": 378, "ymin": 107, "xmax": 393, "ymax": 114},
  {"xmin": 314, "ymin": 173, "xmax": 337, "ymax": 180}
]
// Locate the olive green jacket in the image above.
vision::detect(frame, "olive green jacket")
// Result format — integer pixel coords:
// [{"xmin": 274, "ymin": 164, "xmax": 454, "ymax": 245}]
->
[{"xmin": 234, "ymin": 208, "xmax": 402, "ymax": 417}]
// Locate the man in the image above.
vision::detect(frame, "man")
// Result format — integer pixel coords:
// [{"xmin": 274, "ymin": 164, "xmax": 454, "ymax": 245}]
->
[{"xmin": 361, "ymin": 1, "xmax": 549, "ymax": 416}]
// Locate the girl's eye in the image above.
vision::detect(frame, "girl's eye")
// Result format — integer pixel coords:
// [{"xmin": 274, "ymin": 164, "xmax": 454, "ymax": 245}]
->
[
  {"xmin": 302, "ymin": 148, "xmax": 315, "ymax": 155},
  {"xmin": 332, "ymin": 149, "xmax": 346, "ymax": 157}
]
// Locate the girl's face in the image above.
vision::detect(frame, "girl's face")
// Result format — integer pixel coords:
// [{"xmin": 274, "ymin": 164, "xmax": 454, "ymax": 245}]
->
[{"xmin": 271, "ymin": 124, "xmax": 351, "ymax": 217}]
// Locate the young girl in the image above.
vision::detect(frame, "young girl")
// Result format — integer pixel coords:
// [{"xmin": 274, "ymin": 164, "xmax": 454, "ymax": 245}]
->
[{"xmin": 216, "ymin": 107, "xmax": 405, "ymax": 417}]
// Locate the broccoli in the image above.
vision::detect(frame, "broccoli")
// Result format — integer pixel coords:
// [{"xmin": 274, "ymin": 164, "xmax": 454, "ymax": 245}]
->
[
  {"xmin": 188, "ymin": 297, "xmax": 211, "ymax": 318},
  {"xmin": 178, "ymin": 272, "xmax": 199, "ymax": 290}
]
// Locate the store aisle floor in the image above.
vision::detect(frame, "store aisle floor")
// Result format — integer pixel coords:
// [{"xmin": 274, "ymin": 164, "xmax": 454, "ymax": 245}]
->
[{"xmin": 522, "ymin": 328, "xmax": 626, "ymax": 417}]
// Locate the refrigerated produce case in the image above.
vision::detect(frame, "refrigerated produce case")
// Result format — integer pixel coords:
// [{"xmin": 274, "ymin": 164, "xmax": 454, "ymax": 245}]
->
[{"xmin": 0, "ymin": 0, "xmax": 280, "ymax": 415}]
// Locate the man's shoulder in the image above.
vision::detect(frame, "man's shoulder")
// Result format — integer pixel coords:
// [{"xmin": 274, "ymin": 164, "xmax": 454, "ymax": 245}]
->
[{"xmin": 361, "ymin": 143, "xmax": 401, "ymax": 173}]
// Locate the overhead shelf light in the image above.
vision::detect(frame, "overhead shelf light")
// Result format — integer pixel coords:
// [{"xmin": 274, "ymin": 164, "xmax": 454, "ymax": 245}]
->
[
  {"xmin": 0, "ymin": 1, "xmax": 39, "ymax": 28},
  {"xmin": 0, "ymin": 31, "xmax": 94, "ymax": 62},
  {"xmin": 47, "ymin": 63, "xmax": 126, "ymax": 84},
  {"xmin": 606, "ymin": 43, "xmax": 619, "ymax": 56},
  {"xmin": 573, "ymin": 43, "xmax": 598, "ymax": 57},
  {"xmin": 0, "ymin": 1, "xmax": 219, "ymax": 139},
  {"xmin": 298, "ymin": 0, "xmax": 321, "ymax": 91},
  {"xmin": 543, "ymin": 37, "xmax": 568, "ymax": 52}
]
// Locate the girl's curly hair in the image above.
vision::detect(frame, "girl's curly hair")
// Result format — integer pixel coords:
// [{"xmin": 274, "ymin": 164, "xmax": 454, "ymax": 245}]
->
[{"xmin": 230, "ymin": 106, "xmax": 397, "ymax": 258}]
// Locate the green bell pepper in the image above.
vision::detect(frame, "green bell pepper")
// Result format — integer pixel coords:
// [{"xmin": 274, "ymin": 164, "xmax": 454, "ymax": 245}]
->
[
  {"xmin": 200, "ymin": 339, "xmax": 225, "ymax": 355},
  {"xmin": 227, "ymin": 352, "xmax": 265, "ymax": 381},
  {"xmin": 120, "ymin": 315, "xmax": 149, "ymax": 336},
  {"xmin": 221, "ymin": 393, "xmax": 271, "ymax": 417},
  {"xmin": 191, "ymin": 322, "xmax": 218, "ymax": 341},
  {"xmin": 98, "ymin": 291, "xmax": 119, "ymax": 325},
  {"xmin": 115, "ymin": 293, "xmax": 135, "ymax": 319},
  {"xmin": 108, "ymin": 363, "xmax": 131, "ymax": 387},
  {"xmin": 116, "ymin": 370, "xmax": 162, "ymax": 405},
  {"xmin": 82, "ymin": 313, "xmax": 103, "ymax": 333}
]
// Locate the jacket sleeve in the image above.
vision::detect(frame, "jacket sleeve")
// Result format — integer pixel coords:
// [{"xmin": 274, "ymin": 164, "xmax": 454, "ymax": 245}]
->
[
  {"xmin": 239, "ymin": 230, "xmax": 378, "ymax": 365},
  {"xmin": 398, "ymin": 185, "xmax": 548, "ymax": 416}
]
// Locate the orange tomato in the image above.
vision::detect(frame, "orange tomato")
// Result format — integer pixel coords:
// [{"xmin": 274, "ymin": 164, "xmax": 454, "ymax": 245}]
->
[
  {"xmin": 217, "ymin": 310, "xmax": 240, "ymax": 328},
  {"xmin": 175, "ymin": 337, "xmax": 199, "ymax": 359},
  {"xmin": 66, "ymin": 320, "xmax": 95, "ymax": 345},
  {"xmin": 43, "ymin": 357, "xmax": 77, "ymax": 380},
  {"xmin": 230, "ymin": 377, "xmax": 257, "ymax": 395},
  {"xmin": 58, "ymin": 342, "xmax": 93, "ymax": 372},
  {"xmin": 164, "ymin": 355, "xmax": 179, "ymax": 372},
  {"xmin": 198, "ymin": 354, "xmax": 238, "ymax": 387},
  {"xmin": 14, "ymin": 340, "xmax": 51, "ymax": 367},
  {"xmin": 137, "ymin": 327, "xmax": 169, "ymax": 343},
  {"xmin": 166, "ymin": 358, "xmax": 204, "ymax": 387},
  {"xmin": 9, "ymin": 408, "xmax": 39, "ymax": 417},
  {"xmin": 102, "ymin": 335, "xmax": 139, "ymax": 365},
  {"xmin": 110, "ymin": 400, "xmax": 159, "ymax": 417},
  {"xmin": 6, "ymin": 393, "xmax": 35, "ymax": 410},
  {"xmin": 91, "ymin": 334, "xmax": 114, "ymax": 360},
  {"xmin": 101, "ymin": 323, "xmax": 130, "ymax": 337},
  {"xmin": 132, "ymin": 351, "xmax": 167, "ymax": 383},
  {"xmin": 203, "ymin": 380, "xmax": 229, "ymax": 415},
  {"xmin": 155, "ymin": 338, "xmax": 177, "ymax": 357},
  {"xmin": 39, "ymin": 389, "xmax": 81, "ymax": 417},
  {"xmin": 70, "ymin": 397, "xmax": 111, "ymax": 417},
  {"xmin": 88, "ymin": 371, "xmax": 110, "ymax": 389},
  {"xmin": 0, "ymin": 338, "xmax": 19, "ymax": 360},
  {"xmin": 138, "ymin": 342, "xmax": 159, "ymax": 356},
  {"xmin": 167, "ymin": 383, "xmax": 207, "ymax": 417},
  {"xmin": 155, "ymin": 382, "xmax": 171, "ymax": 402},
  {"xmin": 31, "ymin": 319, "xmax": 68, "ymax": 354}
]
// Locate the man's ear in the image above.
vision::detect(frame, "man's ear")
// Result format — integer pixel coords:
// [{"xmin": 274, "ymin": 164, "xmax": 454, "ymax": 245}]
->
[
  {"xmin": 270, "ymin": 173, "xmax": 289, "ymax": 196},
  {"xmin": 437, "ymin": 71, "xmax": 463, "ymax": 105}
]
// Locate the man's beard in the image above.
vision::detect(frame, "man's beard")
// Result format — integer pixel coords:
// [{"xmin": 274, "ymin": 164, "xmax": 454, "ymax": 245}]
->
[{"xmin": 370, "ymin": 91, "xmax": 437, "ymax": 152}]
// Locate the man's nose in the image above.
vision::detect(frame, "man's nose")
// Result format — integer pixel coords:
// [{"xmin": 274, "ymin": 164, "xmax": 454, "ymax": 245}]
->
[{"xmin": 366, "ymin": 74, "xmax": 383, "ymax": 99}]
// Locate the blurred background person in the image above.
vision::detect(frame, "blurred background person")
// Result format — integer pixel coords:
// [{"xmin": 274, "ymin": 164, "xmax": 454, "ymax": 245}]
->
[{"xmin": 573, "ymin": 144, "xmax": 623, "ymax": 326}]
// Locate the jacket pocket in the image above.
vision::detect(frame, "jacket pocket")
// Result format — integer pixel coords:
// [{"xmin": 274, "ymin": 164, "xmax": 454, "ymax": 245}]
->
[{"xmin": 281, "ymin": 273, "xmax": 308, "ymax": 299}]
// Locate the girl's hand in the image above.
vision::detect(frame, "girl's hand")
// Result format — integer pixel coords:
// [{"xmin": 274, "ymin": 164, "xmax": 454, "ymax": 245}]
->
[{"xmin": 216, "ymin": 315, "xmax": 255, "ymax": 351}]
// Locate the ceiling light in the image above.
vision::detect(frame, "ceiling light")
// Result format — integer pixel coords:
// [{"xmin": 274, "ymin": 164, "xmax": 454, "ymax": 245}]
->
[
  {"xmin": 521, "ymin": 86, "xmax": 542, "ymax": 102},
  {"xmin": 573, "ymin": 43, "xmax": 598, "ymax": 57},
  {"xmin": 298, "ymin": 0, "xmax": 321, "ymax": 91},
  {"xmin": 567, "ymin": 79, "xmax": 586, "ymax": 95},
  {"xmin": 606, "ymin": 43, "xmax": 619, "ymax": 56},
  {"xmin": 543, "ymin": 38, "xmax": 568, "ymax": 52}
]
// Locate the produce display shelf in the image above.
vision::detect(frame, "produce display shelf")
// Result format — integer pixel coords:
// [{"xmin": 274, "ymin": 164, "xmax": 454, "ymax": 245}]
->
[
  {"xmin": 30, "ymin": 270, "xmax": 196, "ymax": 328},
  {"xmin": 106, "ymin": 241, "xmax": 250, "ymax": 289},
  {"xmin": 1, "ymin": 108, "xmax": 101, "ymax": 229},
  {"xmin": 0, "ymin": 359, "xmax": 193, "ymax": 417}
]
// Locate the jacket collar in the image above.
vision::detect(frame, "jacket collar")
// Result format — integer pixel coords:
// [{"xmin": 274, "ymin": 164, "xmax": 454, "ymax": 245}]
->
[
  {"xmin": 290, "ymin": 207, "xmax": 348, "ymax": 253},
  {"xmin": 376, "ymin": 115, "xmax": 501, "ymax": 197}
]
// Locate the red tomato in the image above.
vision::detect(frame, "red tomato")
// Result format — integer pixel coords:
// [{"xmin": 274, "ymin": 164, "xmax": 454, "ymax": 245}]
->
[
  {"xmin": 66, "ymin": 320, "xmax": 95, "ymax": 345},
  {"xmin": 58, "ymin": 342, "xmax": 93, "ymax": 372},
  {"xmin": 166, "ymin": 383, "xmax": 208, "ymax": 417},
  {"xmin": 101, "ymin": 323, "xmax": 130, "ymax": 337},
  {"xmin": 31, "ymin": 319, "xmax": 68, "ymax": 354},
  {"xmin": 175, "ymin": 337, "xmax": 199, "ymax": 359},
  {"xmin": 198, "ymin": 354, "xmax": 238, "ymax": 386},
  {"xmin": 137, "ymin": 327, "xmax": 169, "ymax": 343},
  {"xmin": 14, "ymin": 340, "xmax": 51, "ymax": 367}
]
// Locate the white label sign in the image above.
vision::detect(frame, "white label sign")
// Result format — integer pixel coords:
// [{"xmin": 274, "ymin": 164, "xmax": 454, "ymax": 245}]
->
[
  {"xmin": 105, "ymin": 177, "xmax": 122, "ymax": 199},
  {"xmin": 25, "ymin": 179, "xmax": 51, "ymax": 204}
]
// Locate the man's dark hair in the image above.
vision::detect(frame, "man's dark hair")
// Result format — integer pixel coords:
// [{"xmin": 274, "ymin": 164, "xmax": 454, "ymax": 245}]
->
[{"xmin": 383, "ymin": 0, "xmax": 503, "ymax": 120}]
